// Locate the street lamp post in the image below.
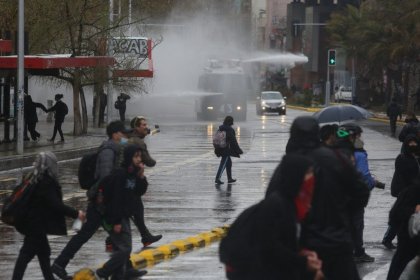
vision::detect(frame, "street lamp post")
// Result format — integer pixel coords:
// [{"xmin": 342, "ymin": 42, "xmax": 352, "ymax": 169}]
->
[
  {"xmin": 106, "ymin": 0, "xmax": 114, "ymax": 124},
  {"xmin": 17, "ymin": 0, "xmax": 25, "ymax": 154}
]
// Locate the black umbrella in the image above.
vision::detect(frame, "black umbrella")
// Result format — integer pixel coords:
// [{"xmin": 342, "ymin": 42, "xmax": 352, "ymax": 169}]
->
[{"xmin": 313, "ymin": 104, "xmax": 372, "ymax": 124}]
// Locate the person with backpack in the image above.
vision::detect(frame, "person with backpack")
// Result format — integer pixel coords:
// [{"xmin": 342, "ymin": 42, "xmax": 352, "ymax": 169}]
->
[
  {"xmin": 128, "ymin": 116, "xmax": 162, "ymax": 247},
  {"xmin": 46, "ymin": 93, "xmax": 68, "ymax": 143},
  {"xmin": 219, "ymin": 154, "xmax": 323, "ymax": 280},
  {"xmin": 387, "ymin": 97, "xmax": 402, "ymax": 137},
  {"xmin": 95, "ymin": 144, "xmax": 148, "ymax": 279},
  {"xmin": 214, "ymin": 116, "xmax": 243, "ymax": 184},
  {"xmin": 115, "ymin": 92, "xmax": 130, "ymax": 122},
  {"xmin": 52, "ymin": 120, "xmax": 145, "ymax": 280},
  {"xmin": 12, "ymin": 152, "xmax": 85, "ymax": 280}
]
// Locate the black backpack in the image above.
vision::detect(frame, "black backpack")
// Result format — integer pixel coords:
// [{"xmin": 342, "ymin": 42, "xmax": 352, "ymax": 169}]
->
[
  {"xmin": 114, "ymin": 100, "xmax": 122, "ymax": 110},
  {"xmin": 1, "ymin": 174, "xmax": 37, "ymax": 229},
  {"xmin": 78, "ymin": 147, "xmax": 115, "ymax": 190},
  {"xmin": 78, "ymin": 152, "xmax": 99, "ymax": 190}
]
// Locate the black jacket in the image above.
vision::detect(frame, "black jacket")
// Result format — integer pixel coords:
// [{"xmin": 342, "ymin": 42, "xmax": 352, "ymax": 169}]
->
[
  {"xmin": 286, "ymin": 116, "xmax": 370, "ymax": 254},
  {"xmin": 220, "ymin": 154, "xmax": 313, "ymax": 280},
  {"xmin": 19, "ymin": 175, "xmax": 78, "ymax": 235},
  {"xmin": 391, "ymin": 135, "xmax": 420, "ymax": 197},
  {"xmin": 387, "ymin": 102, "xmax": 402, "ymax": 119},
  {"xmin": 399, "ymin": 118, "xmax": 419, "ymax": 143},
  {"xmin": 24, "ymin": 95, "xmax": 47, "ymax": 123},
  {"xmin": 47, "ymin": 100, "xmax": 68, "ymax": 122},
  {"xmin": 102, "ymin": 168, "xmax": 148, "ymax": 225},
  {"xmin": 215, "ymin": 124, "xmax": 243, "ymax": 158}
]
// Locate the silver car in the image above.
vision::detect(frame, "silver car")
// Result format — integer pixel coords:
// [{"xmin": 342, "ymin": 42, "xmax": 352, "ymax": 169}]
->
[{"xmin": 256, "ymin": 91, "xmax": 286, "ymax": 115}]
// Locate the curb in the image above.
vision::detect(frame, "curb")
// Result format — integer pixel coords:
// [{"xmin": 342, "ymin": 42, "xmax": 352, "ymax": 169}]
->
[{"xmin": 72, "ymin": 225, "xmax": 230, "ymax": 279}]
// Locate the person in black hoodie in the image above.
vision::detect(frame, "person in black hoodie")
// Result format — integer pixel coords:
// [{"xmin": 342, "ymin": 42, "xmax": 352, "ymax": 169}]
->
[
  {"xmin": 214, "ymin": 116, "xmax": 243, "ymax": 184},
  {"xmin": 386, "ymin": 97, "xmax": 402, "ymax": 137},
  {"xmin": 219, "ymin": 154, "xmax": 323, "ymax": 280},
  {"xmin": 24, "ymin": 94, "xmax": 47, "ymax": 141},
  {"xmin": 285, "ymin": 116, "xmax": 370, "ymax": 280},
  {"xmin": 95, "ymin": 144, "xmax": 148, "ymax": 279},
  {"xmin": 12, "ymin": 152, "xmax": 84, "ymax": 280},
  {"xmin": 47, "ymin": 94, "xmax": 68, "ymax": 143},
  {"xmin": 399, "ymin": 112, "xmax": 419, "ymax": 144},
  {"xmin": 382, "ymin": 135, "xmax": 420, "ymax": 249},
  {"xmin": 386, "ymin": 179, "xmax": 420, "ymax": 280}
]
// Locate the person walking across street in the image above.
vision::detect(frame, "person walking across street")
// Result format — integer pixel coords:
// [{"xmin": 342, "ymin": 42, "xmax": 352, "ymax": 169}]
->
[
  {"xmin": 387, "ymin": 97, "xmax": 402, "ymax": 137},
  {"xmin": 214, "ymin": 116, "xmax": 243, "ymax": 184},
  {"xmin": 386, "ymin": 180, "xmax": 420, "ymax": 280},
  {"xmin": 95, "ymin": 144, "xmax": 148, "ymax": 279},
  {"xmin": 52, "ymin": 120, "xmax": 136, "ymax": 280},
  {"xmin": 24, "ymin": 94, "xmax": 47, "ymax": 141},
  {"xmin": 115, "ymin": 92, "xmax": 130, "ymax": 122},
  {"xmin": 12, "ymin": 152, "xmax": 85, "ymax": 280},
  {"xmin": 286, "ymin": 116, "xmax": 370, "ymax": 280},
  {"xmin": 382, "ymin": 134, "xmax": 420, "ymax": 250},
  {"xmin": 46, "ymin": 94, "xmax": 68, "ymax": 143},
  {"xmin": 128, "ymin": 116, "xmax": 162, "ymax": 247},
  {"xmin": 219, "ymin": 154, "xmax": 323, "ymax": 280}
]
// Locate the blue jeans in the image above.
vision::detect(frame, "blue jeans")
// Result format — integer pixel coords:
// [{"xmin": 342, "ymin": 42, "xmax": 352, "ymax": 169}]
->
[{"xmin": 216, "ymin": 155, "xmax": 232, "ymax": 181}]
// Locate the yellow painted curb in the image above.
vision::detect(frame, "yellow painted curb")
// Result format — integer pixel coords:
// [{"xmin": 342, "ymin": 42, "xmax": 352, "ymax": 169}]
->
[
  {"xmin": 197, "ymin": 231, "xmax": 218, "ymax": 245},
  {"xmin": 171, "ymin": 240, "xmax": 194, "ymax": 252},
  {"xmin": 186, "ymin": 236, "xmax": 206, "ymax": 248},
  {"xmin": 155, "ymin": 244, "xmax": 180, "ymax": 258},
  {"xmin": 73, "ymin": 224, "xmax": 230, "ymax": 278}
]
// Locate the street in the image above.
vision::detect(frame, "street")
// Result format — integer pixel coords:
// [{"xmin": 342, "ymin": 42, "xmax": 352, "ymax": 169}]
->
[{"xmin": 0, "ymin": 104, "xmax": 404, "ymax": 279}]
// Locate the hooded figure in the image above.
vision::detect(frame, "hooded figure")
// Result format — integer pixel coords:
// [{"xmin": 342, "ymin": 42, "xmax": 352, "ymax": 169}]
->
[
  {"xmin": 219, "ymin": 154, "xmax": 319, "ymax": 280},
  {"xmin": 285, "ymin": 116, "xmax": 370, "ymax": 280},
  {"xmin": 390, "ymin": 134, "xmax": 420, "ymax": 197},
  {"xmin": 12, "ymin": 152, "xmax": 80, "ymax": 280}
]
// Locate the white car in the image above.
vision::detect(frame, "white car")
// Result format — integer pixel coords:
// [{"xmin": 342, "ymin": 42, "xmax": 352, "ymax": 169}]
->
[
  {"xmin": 256, "ymin": 91, "xmax": 286, "ymax": 115},
  {"xmin": 335, "ymin": 86, "xmax": 352, "ymax": 102}
]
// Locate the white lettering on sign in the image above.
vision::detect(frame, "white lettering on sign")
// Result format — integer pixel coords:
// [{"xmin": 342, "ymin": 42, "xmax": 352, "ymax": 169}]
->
[{"xmin": 112, "ymin": 38, "xmax": 148, "ymax": 58}]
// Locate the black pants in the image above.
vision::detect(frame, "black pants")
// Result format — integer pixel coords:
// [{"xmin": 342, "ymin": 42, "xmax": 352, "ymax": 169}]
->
[
  {"xmin": 131, "ymin": 198, "xmax": 149, "ymax": 238},
  {"xmin": 119, "ymin": 108, "xmax": 126, "ymax": 122},
  {"xmin": 27, "ymin": 121, "xmax": 40, "ymax": 140},
  {"xmin": 309, "ymin": 250, "xmax": 360, "ymax": 280},
  {"xmin": 389, "ymin": 117, "xmax": 397, "ymax": 136},
  {"xmin": 13, "ymin": 233, "xmax": 54, "ymax": 280},
  {"xmin": 54, "ymin": 202, "xmax": 102, "ymax": 268},
  {"xmin": 101, "ymin": 218, "xmax": 132, "ymax": 279},
  {"xmin": 383, "ymin": 225, "xmax": 397, "ymax": 244},
  {"xmin": 350, "ymin": 208, "xmax": 365, "ymax": 256},
  {"xmin": 387, "ymin": 237, "xmax": 417, "ymax": 280},
  {"xmin": 51, "ymin": 119, "xmax": 64, "ymax": 141},
  {"xmin": 216, "ymin": 155, "xmax": 232, "ymax": 181}
]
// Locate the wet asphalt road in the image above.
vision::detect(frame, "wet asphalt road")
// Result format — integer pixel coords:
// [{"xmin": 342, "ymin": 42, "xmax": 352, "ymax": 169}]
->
[{"xmin": 0, "ymin": 100, "xmax": 406, "ymax": 279}]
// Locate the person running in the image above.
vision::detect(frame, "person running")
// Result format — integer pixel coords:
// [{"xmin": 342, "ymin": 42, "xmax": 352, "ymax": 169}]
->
[
  {"xmin": 128, "ymin": 116, "xmax": 162, "ymax": 247},
  {"xmin": 12, "ymin": 152, "xmax": 85, "ymax": 280},
  {"xmin": 219, "ymin": 154, "xmax": 323, "ymax": 280},
  {"xmin": 95, "ymin": 144, "xmax": 148, "ymax": 279},
  {"xmin": 24, "ymin": 94, "xmax": 47, "ymax": 141},
  {"xmin": 52, "ymin": 121, "xmax": 136, "ymax": 280},
  {"xmin": 214, "ymin": 116, "xmax": 243, "ymax": 184},
  {"xmin": 286, "ymin": 116, "xmax": 370, "ymax": 280},
  {"xmin": 387, "ymin": 97, "xmax": 402, "ymax": 137},
  {"xmin": 46, "ymin": 94, "xmax": 68, "ymax": 143}
]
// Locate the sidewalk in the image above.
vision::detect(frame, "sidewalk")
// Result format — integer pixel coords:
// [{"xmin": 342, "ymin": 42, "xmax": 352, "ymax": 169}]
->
[{"xmin": 0, "ymin": 118, "xmax": 107, "ymax": 172}]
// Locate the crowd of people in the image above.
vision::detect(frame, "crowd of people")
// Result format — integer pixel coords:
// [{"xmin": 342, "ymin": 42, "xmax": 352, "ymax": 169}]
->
[
  {"xmin": 219, "ymin": 114, "xmax": 420, "ymax": 280},
  {"xmin": 12, "ymin": 117, "xmax": 160, "ymax": 280},
  {"xmin": 11, "ymin": 105, "xmax": 420, "ymax": 279}
]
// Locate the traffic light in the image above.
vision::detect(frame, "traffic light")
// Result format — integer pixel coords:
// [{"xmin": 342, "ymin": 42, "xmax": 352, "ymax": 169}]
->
[{"xmin": 328, "ymin": 49, "xmax": 336, "ymax": 66}]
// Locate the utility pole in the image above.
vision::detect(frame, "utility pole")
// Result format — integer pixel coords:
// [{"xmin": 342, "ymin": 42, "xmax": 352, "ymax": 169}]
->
[
  {"xmin": 106, "ymin": 0, "xmax": 114, "ymax": 124},
  {"xmin": 17, "ymin": 0, "xmax": 24, "ymax": 154},
  {"xmin": 326, "ymin": 49, "xmax": 336, "ymax": 106}
]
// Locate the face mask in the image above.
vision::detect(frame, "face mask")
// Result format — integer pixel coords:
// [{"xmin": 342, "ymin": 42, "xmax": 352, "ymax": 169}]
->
[
  {"xmin": 120, "ymin": 137, "xmax": 128, "ymax": 145},
  {"xmin": 294, "ymin": 175, "xmax": 315, "ymax": 222}
]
